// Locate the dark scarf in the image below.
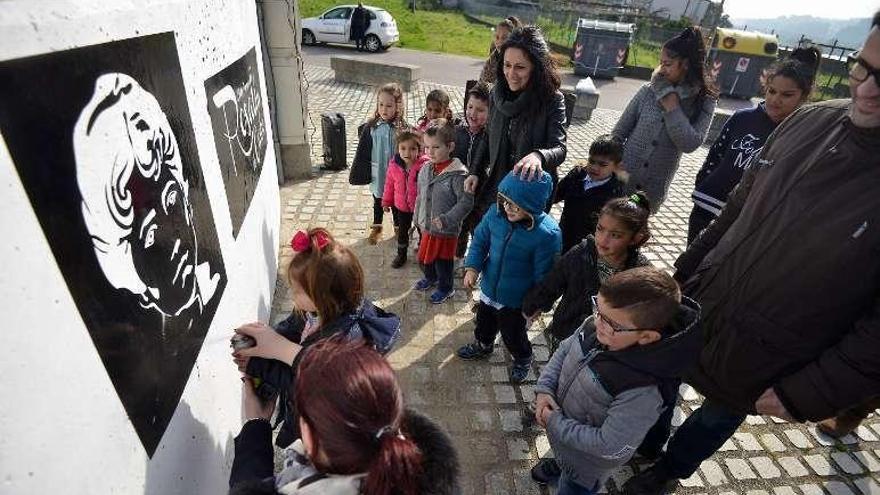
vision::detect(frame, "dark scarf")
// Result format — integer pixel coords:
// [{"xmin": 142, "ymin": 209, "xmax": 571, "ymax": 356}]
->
[{"xmin": 487, "ymin": 88, "xmax": 534, "ymax": 188}]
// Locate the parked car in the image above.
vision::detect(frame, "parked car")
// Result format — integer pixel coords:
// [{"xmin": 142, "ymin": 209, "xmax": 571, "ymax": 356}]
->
[{"xmin": 301, "ymin": 5, "xmax": 399, "ymax": 52}]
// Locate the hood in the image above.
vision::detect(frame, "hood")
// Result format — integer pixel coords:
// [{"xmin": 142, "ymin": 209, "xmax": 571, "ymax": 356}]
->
[
  {"xmin": 497, "ymin": 170, "xmax": 552, "ymax": 227},
  {"xmin": 605, "ymin": 296, "xmax": 703, "ymax": 379},
  {"xmin": 431, "ymin": 157, "xmax": 468, "ymax": 177},
  {"xmin": 329, "ymin": 300, "xmax": 400, "ymax": 354},
  {"xmin": 403, "ymin": 408, "xmax": 462, "ymax": 495}
]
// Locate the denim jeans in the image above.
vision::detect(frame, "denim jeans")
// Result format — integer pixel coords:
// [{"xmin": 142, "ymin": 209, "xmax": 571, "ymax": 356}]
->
[
  {"xmin": 421, "ymin": 259, "xmax": 454, "ymax": 292},
  {"xmin": 659, "ymin": 399, "xmax": 746, "ymax": 478},
  {"xmin": 557, "ymin": 475, "xmax": 597, "ymax": 495}
]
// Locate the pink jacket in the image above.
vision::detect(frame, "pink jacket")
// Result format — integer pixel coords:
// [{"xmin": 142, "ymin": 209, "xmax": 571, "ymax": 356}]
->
[{"xmin": 382, "ymin": 154, "xmax": 427, "ymax": 213}]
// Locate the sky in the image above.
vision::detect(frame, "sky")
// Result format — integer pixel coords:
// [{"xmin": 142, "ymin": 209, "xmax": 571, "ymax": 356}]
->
[{"xmin": 724, "ymin": 0, "xmax": 875, "ymax": 20}]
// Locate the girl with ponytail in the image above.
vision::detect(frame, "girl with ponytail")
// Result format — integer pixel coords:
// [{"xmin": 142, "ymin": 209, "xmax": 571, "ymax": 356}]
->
[
  {"xmin": 230, "ymin": 337, "xmax": 461, "ymax": 495},
  {"xmin": 687, "ymin": 46, "xmax": 821, "ymax": 244}
]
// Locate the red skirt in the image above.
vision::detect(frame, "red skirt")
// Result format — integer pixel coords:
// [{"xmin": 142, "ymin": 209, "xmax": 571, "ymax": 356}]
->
[{"xmin": 418, "ymin": 232, "xmax": 458, "ymax": 264}]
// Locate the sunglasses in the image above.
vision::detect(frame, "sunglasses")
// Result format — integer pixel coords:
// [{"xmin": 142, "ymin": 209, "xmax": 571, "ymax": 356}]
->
[
  {"xmin": 591, "ymin": 295, "xmax": 651, "ymax": 333},
  {"xmin": 850, "ymin": 56, "xmax": 880, "ymax": 88}
]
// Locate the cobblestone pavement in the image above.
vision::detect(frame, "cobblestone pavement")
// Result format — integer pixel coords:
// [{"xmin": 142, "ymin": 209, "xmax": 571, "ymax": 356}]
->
[{"xmin": 271, "ymin": 65, "xmax": 880, "ymax": 495}]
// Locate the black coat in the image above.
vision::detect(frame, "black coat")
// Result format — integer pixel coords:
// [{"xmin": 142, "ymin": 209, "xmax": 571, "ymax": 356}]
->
[
  {"xmin": 470, "ymin": 89, "xmax": 567, "ymax": 213},
  {"xmin": 350, "ymin": 6, "xmax": 371, "ymax": 40},
  {"xmin": 522, "ymin": 236, "xmax": 650, "ymax": 340},
  {"xmin": 229, "ymin": 409, "xmax": 462, "ymax": 495},
  {"xmin": 554, "ymin": 169, "xmax": 624, "ymax": 253}
]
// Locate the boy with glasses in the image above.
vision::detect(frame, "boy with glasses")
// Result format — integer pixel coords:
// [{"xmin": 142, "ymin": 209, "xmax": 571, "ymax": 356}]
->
[
  {"xmin": 531, "ymin": 267, "xmax": 702, "ymax": 494},
  {"xmin": 457, "ymin": 170, "xmax": 562, "ymax": 383}
]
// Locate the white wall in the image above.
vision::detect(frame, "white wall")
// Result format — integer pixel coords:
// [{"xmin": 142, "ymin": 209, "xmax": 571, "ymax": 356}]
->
[{"xmin": 0, "ymin": 1, "xmax": 280, "ymax": 493}]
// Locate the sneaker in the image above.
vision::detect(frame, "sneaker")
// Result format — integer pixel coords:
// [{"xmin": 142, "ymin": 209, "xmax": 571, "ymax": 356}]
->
[
  {"xmin": 510, "ymin": 361, "xmax": 531, "ymax": 383},
  {"xmin": 457, "ymin": 341, "xmax": 493, "ymax": 360},
  {"xmin": 621, "ymin": 464, "xmax": 679, "ymax": 495},
  {"xmin": 429, "ymin": 289, "xmax": 454, "ymax": 304},
  {"xmin": 413, "ymin": 278, "xmax": 436, "ymax": 291},
  {"xmin": 530, "ymin": 458, "xmax": 562, "ymax": 485}
]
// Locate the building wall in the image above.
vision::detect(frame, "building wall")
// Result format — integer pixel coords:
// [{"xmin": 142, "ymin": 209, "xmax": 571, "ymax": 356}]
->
[
  {"xmin": 649, "ymin": 0, "xmax": 713, "ymax": 21},
  {"xmin": 0, "ymin": 0, "xmax": 282, "ymax": 493}
]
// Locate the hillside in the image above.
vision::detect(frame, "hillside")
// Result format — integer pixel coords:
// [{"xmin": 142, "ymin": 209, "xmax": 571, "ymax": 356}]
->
[{"xmin": 729, "ymin": 15, "xmax": 869, "ymax": 49}]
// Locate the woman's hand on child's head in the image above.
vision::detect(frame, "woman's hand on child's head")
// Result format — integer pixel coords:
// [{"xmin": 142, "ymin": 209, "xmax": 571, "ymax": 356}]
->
[
  {"xmin": 513, "ymin": 152, "xmax": 544, "ymax": 181},
  {"xmin": 463, "ymin": 269, "xmax": 478, "ymax": 289},
  {"xmin": 242, "ymin": 376, "xmax": 276, "ymax": 421},
  {"xmin": 234, "ymin": 322, "xmax": 301, "ymax": 365},
  {"xmin": 463, "ymin": 175, "xmax": 480, "ymax": 194},
  {"xmin": 431, "ymin": 217, "xmax": 444, "ymax": 230}
]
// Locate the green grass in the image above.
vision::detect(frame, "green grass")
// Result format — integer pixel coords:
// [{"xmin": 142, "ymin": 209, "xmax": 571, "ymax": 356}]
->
[
  {"xmin": 627, "ymin": 40, "xmax": 661, "ymax": 69},
  {"xmin": 299, "ymin": 0, "xmax": 496, "ymax": 58}
]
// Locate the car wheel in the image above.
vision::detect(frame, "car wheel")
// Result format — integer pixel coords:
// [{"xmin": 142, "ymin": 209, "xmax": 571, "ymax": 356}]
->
[
  {"xmin": 365, "ymin": 34, "xmax": 381, "ymax": 53},
  {"xmin": 302, "ymin": 29, "xmax": 316, "ymax": 46}
]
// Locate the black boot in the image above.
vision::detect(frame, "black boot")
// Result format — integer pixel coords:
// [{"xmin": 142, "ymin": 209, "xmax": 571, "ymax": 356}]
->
[
  {"xmin": 622, "ymin": 463, "xmax": 679, "ymax": 495},
  {"xmin": 391, "ymin": 247, "xmax": 407, "ymax": 268}
]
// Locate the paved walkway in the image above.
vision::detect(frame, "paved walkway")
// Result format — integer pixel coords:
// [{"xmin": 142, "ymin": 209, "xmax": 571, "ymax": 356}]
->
[{"xmin": 271, "ymin": 65, "xmax": 880, "ymax": 495}]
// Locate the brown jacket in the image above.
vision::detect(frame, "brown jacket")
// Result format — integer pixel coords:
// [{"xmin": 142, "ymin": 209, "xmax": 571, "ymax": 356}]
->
[{"xmin": 674, "ymin": 99, "xmax": 880, "ymax": 422}]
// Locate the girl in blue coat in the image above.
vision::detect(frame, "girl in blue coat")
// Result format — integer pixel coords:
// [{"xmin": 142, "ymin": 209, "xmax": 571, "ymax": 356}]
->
[{"xmin": 457, "ymin": 170, "xmax": 561, "ymax": 383}]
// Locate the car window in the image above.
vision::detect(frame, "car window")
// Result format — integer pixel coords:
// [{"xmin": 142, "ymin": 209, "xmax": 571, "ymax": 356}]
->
[
  {"xmin": 323, "ymin": 7, "xmax": 351, "ymax": 19},
  {"xmin": 369, "ymin": 10, "xmax": 376, "ymax": 19}
]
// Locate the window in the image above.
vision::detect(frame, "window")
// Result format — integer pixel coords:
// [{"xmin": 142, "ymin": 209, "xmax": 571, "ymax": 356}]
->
[{"xmin": 323, "ymin": 7, "xmax": 352, "ymax": 20}]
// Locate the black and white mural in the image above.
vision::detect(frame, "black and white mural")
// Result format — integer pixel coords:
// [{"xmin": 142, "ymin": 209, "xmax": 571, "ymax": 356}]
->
[
  {"xmin": 204, "ymin": 47, "xmax": 267, "ymax": 238},
  {"xmin": 0, "ymin": 32, "xmax": 226, "ymax": 457}
]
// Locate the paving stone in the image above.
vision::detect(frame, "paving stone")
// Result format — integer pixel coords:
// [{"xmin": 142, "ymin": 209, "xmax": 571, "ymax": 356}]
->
[
  {"xmin": 773, "ymin": 487, "xmax": 799, "ymax": 495},
  {"xmin": 804, "ymin": 454, "xmax": 838, "ymax": 476},
  {"xmin": 513, "ymin": 468, "xmax": 541, "ymax": 495},
  {"xmin": 519, "ymin": 384, "xmax": 536, "ymax": 403},
  {"xmin": 778, "ymin": 456, "xmax": 810, "ymax": 478},
  {"xmin": 855, "ymin": 426, "xmax": 879, "ymax": 442},
  {"xmin": 747, "ymin": 490, "xmax": 771, "ymax": 495},
  {"xmin": 672, "ymin": 406, "xmax": 687, "ymax": 427},
  {"xmin": 746, "ymin": 415, "xmax": 768, "ymax": 425},
  {"xmin": 800, "ymin": 484, "xmax": 826, "ymax": 495},
  {"xmin": 499, "ymin": 409, "xmax": 523, "ymax": 433},
  {"xmin": 719, "ymin": 439, "xmax": 738, "ymax": 451},
  {"xmin": 726, "ymin": 458, "xmax": 759, "ymax": 480},
  {"xmin": 824, "ymin": 481, "xmax": 856, "ymax": 495},
  {"xmin": 810, "ymin": 426, "xmax": 838, "ymax": 446},
  {"xmin": 470, "ymin": 409, "xmax": 495, "ymax": 432},
  {"xmin": 680, "ymin": 384, "xmax": 701, "ymax": 401},
  {"xmin": 785, "ymin": 429, "xmax": 814, "ymax": 449},
  {"xmin": 491, "ymin": 366, "xmax": 509, "ymax": 382},
  {"xmin": 535, "ymin": 434, "xmax": 552, "ymax": 458},
  {"xmin": 680, "ymin": 472, "xmax": 705, "ymax": 487},
  {"xmin": 761, "ymin": 433, "xmax": 787, "ymax": 452},
  {"xmin": 507, "ymin": 438, "xmax": 531, "ymax": 461},
  {"xmin": 610, "ymin": 465, "xmax": 634, "ymax": 490},
  {"xmin": 735, "ymin": 432, "xmax": 764, "ymax": 451},
  {"xmin": 700, "ymin": 459, "xmax": 729, "ymax": 486},
  {"xmin": 485, "ymin": 471, "xmax": 513, "ymax": 493},
  {"xmin": 532, "ymin": 346, "xmax": 550, "ymax": 362},
  {"xmin": 854, "ymin": 477, "xmax": 880, "ymax": 495},
  {"xmin": 853, "ymin": 451, "xmax": 880, "ymax": 472},
  {"xmin": 493, "ymin": 384, "xmax": 518, "ymax": 404},
  {"xmin": 833, "ymin": 452, "xmax": 866, "ymax": 475},
  {"xmin": 750, "ymin": 456, "xmax": 783, "ymax": 479}
]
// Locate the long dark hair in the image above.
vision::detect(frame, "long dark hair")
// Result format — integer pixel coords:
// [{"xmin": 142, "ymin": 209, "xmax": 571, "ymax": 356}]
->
[
  {"xmin": 663, "ymin": 27, "xmax": 718, "ymax": 98},
  {"xmin": 767, "ymin": 46, "xmax": 821, "ymax": 97},
  {"xmin": 495, "ymin": 26, "xmax": 561, "ymax": 104},
  {"xmin": 295, "ymin": 338, "xmax": 423, "ymax": 495}
]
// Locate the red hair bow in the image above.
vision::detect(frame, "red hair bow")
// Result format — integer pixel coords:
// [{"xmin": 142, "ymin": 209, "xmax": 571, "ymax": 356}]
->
[{"xmin": 291, "ymin": 230, "xmax": 330, "ymax": 253}]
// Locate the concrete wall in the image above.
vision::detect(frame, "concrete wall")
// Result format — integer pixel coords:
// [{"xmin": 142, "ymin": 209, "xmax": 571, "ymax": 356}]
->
[{"xmin": 0, "ymin": 0, "xmax": 281, "ymax": 493}]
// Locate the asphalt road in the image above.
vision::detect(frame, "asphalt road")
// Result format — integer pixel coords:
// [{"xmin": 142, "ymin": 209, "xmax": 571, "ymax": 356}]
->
[{"xmin": 302, "ymin": 44, "xmax": 754, "ymax": 112}]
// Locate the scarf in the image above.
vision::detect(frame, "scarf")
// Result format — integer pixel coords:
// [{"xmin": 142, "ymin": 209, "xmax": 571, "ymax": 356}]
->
[
  {"xmin": 650, "ymin": 70, "xmax": 702, "ymax": 121},
  {"xmin": 486, "ymin": 88, "xmax": 534, "ymax": 193}
]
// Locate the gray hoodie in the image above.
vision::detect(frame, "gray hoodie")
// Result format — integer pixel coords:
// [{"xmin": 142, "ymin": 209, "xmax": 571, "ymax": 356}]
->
[
  {"xmin": 535, "ymin": 298, "xmax": 702, "ymax": 489},
  {"xmin": 414, "ymin": 157, "xmax": 474, "ymax": 237}
]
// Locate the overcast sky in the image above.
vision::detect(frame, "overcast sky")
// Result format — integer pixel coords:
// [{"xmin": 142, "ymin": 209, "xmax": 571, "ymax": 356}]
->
[{"xmin": 725, "ymin": 0, "xmax": 875, "ymax": 20}]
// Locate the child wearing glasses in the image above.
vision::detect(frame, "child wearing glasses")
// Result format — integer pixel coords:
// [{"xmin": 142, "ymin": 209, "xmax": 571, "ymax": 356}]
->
[
  {"xmin": 522, "ymin": 193, "xmax": 652, "ymax": 355},
  {"xmin": 554, "ymin": 134, "xmax": 625, "ymax": 254},
  {"xmin": 457, "ymin": 170, "xmax": 562, "ymax": 383},
  {"xmin": 530, "ymin": 266, "xmax": 702, "ymax": 493}
]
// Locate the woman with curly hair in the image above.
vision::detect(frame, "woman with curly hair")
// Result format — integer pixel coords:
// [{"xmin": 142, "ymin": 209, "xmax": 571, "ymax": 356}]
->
[
  {"xmin": 612, "ymin": 27, "xmax": 718, "ymax": 212},
  {"xmin": 465, "ymin": 25, "xmax": 568, "ymax": 216}
]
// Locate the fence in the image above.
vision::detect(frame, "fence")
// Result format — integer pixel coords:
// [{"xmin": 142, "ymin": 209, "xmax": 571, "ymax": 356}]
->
[{"xmin": 788, "ymin": 35, "xmax": 857, "ymax": 100}]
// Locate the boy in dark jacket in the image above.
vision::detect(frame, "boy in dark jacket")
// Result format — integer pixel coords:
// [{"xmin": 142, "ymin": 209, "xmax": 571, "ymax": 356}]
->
[
  {"xmin": 457, "ymin": 170, "xmax": 562, "ymax": 383},
  {"xmin": 454, "ymin": 82, "xmax": 491, "ymax": 260},
  {"xmin": 555, "ymin": 134, "xmax": 625, "ymax": 254},
  {"xmin": 531, "ymin": 267, "xmax": 702, "ymax": 492}
]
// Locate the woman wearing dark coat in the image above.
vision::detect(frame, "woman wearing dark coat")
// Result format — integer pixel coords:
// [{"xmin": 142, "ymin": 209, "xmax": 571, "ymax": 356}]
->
[{"xmin": 465, "ymin": 26, "xmax": 567, "ymax": 215}]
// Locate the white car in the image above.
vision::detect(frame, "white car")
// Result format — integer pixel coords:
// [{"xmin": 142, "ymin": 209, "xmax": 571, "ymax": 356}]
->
[{"xmin": 301, "ymin": 5, "xmax": 399, "ymax": 52}]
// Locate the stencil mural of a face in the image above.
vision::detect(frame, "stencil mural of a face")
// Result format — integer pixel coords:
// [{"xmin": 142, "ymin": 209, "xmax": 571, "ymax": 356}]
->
[
  {"xmin": 0, "ymin": 33, "xmax": 227, "ymax": 456},
  {"xmin": 75, "ymin": 74, "xmax": 214, "ymax": 318}
]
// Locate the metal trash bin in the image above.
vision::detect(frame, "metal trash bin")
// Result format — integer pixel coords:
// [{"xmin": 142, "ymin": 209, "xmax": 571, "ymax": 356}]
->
[
  {"xmin": 709, "ymin": 28, "xmax": 779, "ymax": 99},
  {"xmin": 572, "ymin": 18, "xmax": 635, "ymax": 79}
]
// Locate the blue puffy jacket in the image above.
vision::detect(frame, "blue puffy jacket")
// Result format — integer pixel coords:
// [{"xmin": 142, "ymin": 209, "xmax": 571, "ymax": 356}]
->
[{"xmin": 465, "ymin": 171, "xmax": 562, "ymax": 308}]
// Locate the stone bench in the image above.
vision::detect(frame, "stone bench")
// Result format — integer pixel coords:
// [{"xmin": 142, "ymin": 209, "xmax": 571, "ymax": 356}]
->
[{"xmin": 330, "ymin": 56, "xmax": 421, "ymax": 91}]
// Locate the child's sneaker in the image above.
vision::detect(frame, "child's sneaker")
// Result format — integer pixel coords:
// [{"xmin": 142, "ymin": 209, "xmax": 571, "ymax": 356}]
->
[
  {"xmin": 429, "ymin": 288, "xmax": 454, "ymax": 304},
  {"xmin": 456, "ymin": 341, "xmax": 493, "ymax": 360},
  {"xmin": 510, "ymin": 361, "xmax": 531, "ymax": 383},
  {"xmin": 413, "ymin": 278, "xmax": 436, "ymax": 291},
  {"xmin": 530, "ymin": 458, "xmax": 561, "ymax": 485}
]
